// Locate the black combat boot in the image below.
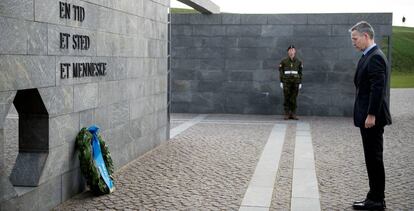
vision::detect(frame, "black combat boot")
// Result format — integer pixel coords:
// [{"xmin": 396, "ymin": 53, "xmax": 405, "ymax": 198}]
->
[
  {"xmin": 291, "ymin": 113, "xmax": 299, "ymax": 120},
  {"xmin": 284, "ymin": 112, "xmax": 290, "ymax": 120}
]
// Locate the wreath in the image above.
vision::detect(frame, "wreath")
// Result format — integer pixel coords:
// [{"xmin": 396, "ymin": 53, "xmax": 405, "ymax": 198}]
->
[{"xmin": 76, "ymin": 127, "xmax": 115, "ymax": 195}]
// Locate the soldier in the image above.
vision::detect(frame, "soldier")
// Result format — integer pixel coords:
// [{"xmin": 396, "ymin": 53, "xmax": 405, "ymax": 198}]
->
[{"xmin": 279, "ymin": 45, "xmax": 303, "ymax": 120}]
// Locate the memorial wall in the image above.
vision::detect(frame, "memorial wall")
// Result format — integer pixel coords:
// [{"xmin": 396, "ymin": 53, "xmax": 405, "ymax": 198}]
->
[
  {"xmin": 0, "ymin": 0, "xmax": 169, "ymax": 210},
  {"xmin": 171, "ymin": 13, "xmax": 392, "ymax": 116}
]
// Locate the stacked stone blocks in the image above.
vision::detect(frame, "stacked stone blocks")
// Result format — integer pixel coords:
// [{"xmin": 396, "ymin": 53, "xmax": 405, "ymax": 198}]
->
[
  {"xmin": 0, "ymin": 0, "xmax": 169, "ymax": 210},
  {"xmin": 171, "ymin": 13, "xmax": 392, "ymax": 116}
]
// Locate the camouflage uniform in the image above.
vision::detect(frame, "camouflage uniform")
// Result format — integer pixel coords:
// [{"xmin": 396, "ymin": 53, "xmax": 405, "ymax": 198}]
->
[{"xmin": 279, "ymin": 56, "xmax": 303, "ymax": 118}]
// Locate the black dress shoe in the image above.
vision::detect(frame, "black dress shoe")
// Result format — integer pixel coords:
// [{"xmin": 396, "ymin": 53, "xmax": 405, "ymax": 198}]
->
[
  {"xmin": 353, "ymin": 198, "xmax": 367, "ymax": 205},
  {"xmin": 353, "ymin": 199, "xmax": 367, "ymax": 204},
  {"xmin": 352, "ymin": 198, "xmax": 386, "ymax": 210}
]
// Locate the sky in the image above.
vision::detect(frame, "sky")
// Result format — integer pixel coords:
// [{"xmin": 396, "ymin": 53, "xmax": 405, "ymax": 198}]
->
[{"xmin": 171, "ymin": 0, "xmax": 414, "ymax": 27}]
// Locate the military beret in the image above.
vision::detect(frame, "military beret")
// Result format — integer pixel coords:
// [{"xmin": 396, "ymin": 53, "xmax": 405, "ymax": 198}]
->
[{"xmin": 287, "ymin": 45, "xmax": 295, "ymax": 51}]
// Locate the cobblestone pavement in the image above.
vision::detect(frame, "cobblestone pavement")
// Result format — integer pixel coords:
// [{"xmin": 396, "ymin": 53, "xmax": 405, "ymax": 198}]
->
[
  {"xmin": 311, "ymin": 88, "xmax": 414, "ymax": 210},
  {"xmin": 52, "ymin": 88, "xmax": 413, "ymax": 210},
  {"xmin": 55, "ymin": 121, "xmax": 273, "ymax": 210}
]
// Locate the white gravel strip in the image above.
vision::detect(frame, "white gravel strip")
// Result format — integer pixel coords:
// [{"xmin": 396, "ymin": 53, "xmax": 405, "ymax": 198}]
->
[{"xmin": 169, "ymin": 114, "xmax": 208, "ymax": 139}]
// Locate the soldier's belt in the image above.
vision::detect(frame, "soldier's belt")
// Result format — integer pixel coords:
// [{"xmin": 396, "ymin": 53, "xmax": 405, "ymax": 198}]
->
[{"xmin": 284, "ymin": 71, "xmax": 298, "ymax": 74}]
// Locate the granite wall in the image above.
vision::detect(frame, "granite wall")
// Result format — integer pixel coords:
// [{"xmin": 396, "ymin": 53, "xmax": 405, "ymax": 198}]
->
[
  {"xmin": 0, "ymin": 0, "xmax": 169, "ymax": 210},
  {"xmin": 171, "ymin": 13, "xmax": 392, "ymax": 116}
]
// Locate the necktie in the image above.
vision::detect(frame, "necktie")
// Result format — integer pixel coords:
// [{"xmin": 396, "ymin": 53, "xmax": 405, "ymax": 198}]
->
[{"xmin": 357, "ymin": 53, "xmax": 365, "ymax": 68}]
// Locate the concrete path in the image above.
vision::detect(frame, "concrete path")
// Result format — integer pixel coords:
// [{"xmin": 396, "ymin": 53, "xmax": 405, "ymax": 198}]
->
[
  {"xmin": 169, "ymin": 114, "xmax": 207, "ymax": 138},
  {"xmin": 291, "ymin": 122, "xmax": 320, "ymax": 211}
]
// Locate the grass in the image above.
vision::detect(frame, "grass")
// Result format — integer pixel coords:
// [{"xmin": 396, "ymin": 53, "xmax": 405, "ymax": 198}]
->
[
  {"xmin": 391, "ymin": 73, "xmax": 414, "ymax": 88},
  {"xmin": 391, "ymin": 26, "xmax": 414, "ymax": 88},
  {"xmin": 392, "ymin": 26, "xmax": 414, "ymax": 73}
]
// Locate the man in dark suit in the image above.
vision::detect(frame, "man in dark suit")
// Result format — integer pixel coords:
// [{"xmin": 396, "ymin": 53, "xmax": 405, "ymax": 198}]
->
[{"xmin": 349, "ymin": 21, "xmax": 392, "ymax": 210}]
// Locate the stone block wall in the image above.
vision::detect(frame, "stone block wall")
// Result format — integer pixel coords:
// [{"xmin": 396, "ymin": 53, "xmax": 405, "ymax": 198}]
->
[
  {"xmin": 0, "ymin": 0, "xmax": 169, "ymax": 210},
  {"xmin": 171, "ymin": 13, "xmax": 392, "ymax": 116}
]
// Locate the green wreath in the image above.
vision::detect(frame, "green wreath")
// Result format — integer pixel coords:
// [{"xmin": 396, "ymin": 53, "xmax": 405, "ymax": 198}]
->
[{"xmin": 76, "ymin": 127, "xmax": 114, "ymax": 195}]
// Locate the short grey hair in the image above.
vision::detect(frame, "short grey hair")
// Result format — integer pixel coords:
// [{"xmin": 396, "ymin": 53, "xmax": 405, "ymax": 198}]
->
[{"xmin": 349, "ymin": 21, "xmax": 375, "ymax": 39}]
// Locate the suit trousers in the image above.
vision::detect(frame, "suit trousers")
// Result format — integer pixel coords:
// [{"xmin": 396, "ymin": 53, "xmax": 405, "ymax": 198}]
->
[{"xmin": 360, "ymin": 125, "xmax": 385, "ymax": 201}]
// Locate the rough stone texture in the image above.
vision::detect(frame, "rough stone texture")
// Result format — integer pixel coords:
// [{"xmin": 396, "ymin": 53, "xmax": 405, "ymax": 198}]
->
[
  {"xmin": 171, "ymin": 13, "xmax": 392, "ymax": 116},
  {"xmin": 1, "ymin": 0, "xmax": 169, "ymax": 209},
  {"xmin": 47, "ymin": 25, "xmax": 97, "ymax": 56},
  {"xmin": 2, "ymin": 175, "xmax": 62, "ymax": 211},
  {"xmin": 0, "ymin": 55, "xmax": 56, "ymax": 91},
  {"xmin": 0, "ymin": 91, "xmax": 16, "ymax": 128},
  {"xmin": 49, "ymin": 113, "xmax": 80, "ymax": 149},
  {"xmin": 0, "ymin": 16, "xmax": 27, "ymax": 54},
  {"xmin": 0, "ymin": 0, "xmax": 33, "ymax": 20},
  {"xmin": 61, "ymin": 169, "xmax": 86, "ymax": 202},
  {"xmin": 38, "ymin": 86, "xmax": 74, "ymax": 117},
  {"xmin": 10, "ymin": 152, "xmax": 48, "ymax": 186},
  {"xmin": 28, "ymin": 21, "xmax": 48, "ymax": 55},
  {"xmin": 73, "ymin": 83, "xmax": 98, "ymax": 112},
  {"xmin": 0, "ymin": 93, "xmax": 16, "ymax": 199},
  {"xmin": 267, "ymin": 14, "xmax": 307, "ymax": 25},
  {"xmin": 34, "ymin": 0, "xmax": 67, "ymax": 25},
  {"xmin": 3, "ymin": 113, "xmax": 18, "ymax": 178}
]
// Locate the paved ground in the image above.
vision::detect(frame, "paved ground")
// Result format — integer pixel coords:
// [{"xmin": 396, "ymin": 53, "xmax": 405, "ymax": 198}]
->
[
  {"xmin": 6, "ymin": 88, "xmax": 412, "ymax": 210},
  {"xmin": 311, "ymin": 89, "xmax": 414, "ymax": 210},
  {"xmin": 56, "ymin": 117, "xmax": 273, "ymax": 210}
]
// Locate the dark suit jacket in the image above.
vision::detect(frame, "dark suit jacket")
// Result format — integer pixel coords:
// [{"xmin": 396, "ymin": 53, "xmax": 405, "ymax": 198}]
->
[{"xmin": 354, "ymin": 45, "xmax": 392, "ymax": 127}]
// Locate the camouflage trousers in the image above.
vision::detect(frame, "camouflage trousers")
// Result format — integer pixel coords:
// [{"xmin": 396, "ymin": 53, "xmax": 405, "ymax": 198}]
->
[{"xmin": 283, "ymin": 82, "xmax": 299, "ymax": 114}]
